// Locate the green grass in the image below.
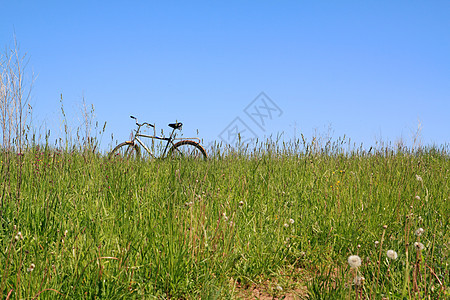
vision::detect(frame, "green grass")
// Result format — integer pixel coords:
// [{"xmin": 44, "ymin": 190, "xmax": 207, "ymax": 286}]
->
[{"xmin": 0, "ymin": 144, "xmax": 449, "ymax": 299}]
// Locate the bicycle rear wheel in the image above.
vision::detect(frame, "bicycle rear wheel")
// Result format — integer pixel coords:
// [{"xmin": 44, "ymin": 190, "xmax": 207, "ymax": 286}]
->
[
  {"xmin": 108, "ymin": 141, "xmax": 140, "ymax": 160},
  {"xmin": 168, "ymin": 140, "xmax": 207, "ymax": 161}
]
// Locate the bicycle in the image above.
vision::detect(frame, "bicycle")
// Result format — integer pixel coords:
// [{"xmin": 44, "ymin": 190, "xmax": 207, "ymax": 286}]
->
[{"xmin": 109, "ymin": 116, "xmax": 207, "ymax": 160}]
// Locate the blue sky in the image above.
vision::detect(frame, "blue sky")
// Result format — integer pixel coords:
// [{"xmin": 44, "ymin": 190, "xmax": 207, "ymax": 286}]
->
[{"xmin": 1, "ymin": 1, "xmax": 449, "ymax": 151}]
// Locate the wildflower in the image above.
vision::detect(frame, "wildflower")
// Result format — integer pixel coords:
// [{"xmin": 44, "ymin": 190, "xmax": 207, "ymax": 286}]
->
[
  {"xmin": 374, "ymin": 241, "xmax": 380, "ymax": 247},
  {"xmin": 283, "ymin": 223, "xmax": 289, "ymax": 228},
  {"xmin": 239, "ymin": 201, "xmax": 244, "ymax": 207},
  {"xmin": 348, "ymin": 255, "xmax": 362, "ymax": 268},
  {"xmin": 382, "ymin": 225, "xmax": 388, "ymax": 229},
  {"xmin": 414, "ymin": 242, "xmax": 425, "ymax": 251},
  {"xmin": 27, "ymin": 263, "xmax": 35, "ymax": 272},
  {"xmin": 415, "ymin": 228, "xmax": 424, "ymax": 236},
  {"xmin": 289, "ymin": 218, "xmax": 295, "ymax": 224},
  {"xmin": 387, "ymin": 250, "xmax": 398, "ymax": 260},
  {"xmin": 415, "ymin": 195, "xmax": 421, "ymax": 200},
  {"xmin": 415, "ymin": 174, "xmax": 423, "ymax": 182}
]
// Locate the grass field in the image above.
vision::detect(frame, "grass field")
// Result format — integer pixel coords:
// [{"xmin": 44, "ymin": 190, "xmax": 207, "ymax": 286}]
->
[{"xmin": 0, "ymin": 142, "xmax": 449, "ymax": 299}]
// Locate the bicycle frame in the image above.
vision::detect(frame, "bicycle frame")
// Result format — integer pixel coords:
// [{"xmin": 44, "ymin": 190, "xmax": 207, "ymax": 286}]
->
[{"xmin": 129, "ymin": 118, "xmax": 201, "ymax": 159}]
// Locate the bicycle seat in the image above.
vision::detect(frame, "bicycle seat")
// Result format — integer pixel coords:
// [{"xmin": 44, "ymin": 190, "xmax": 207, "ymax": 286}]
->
[{"xmin": 169, "ymin": 122, "xmax": 183, "ymax": 130}]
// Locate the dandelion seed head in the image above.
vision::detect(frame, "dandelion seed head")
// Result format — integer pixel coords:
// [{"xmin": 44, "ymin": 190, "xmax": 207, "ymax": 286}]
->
[
  {"xmin": 386, "ymin": 250, "xmax": 398, "ymax": 260},
  {"xmin": 415, "ymin": 228, "xmax": 424, "ymax": 236},
  {"xmin": 414, "ymin": 242, "xmax": 425, "ymax": 251},
  {"xmin": 348, "ymin": 255, "xmax": 362, "ymax": 268}
]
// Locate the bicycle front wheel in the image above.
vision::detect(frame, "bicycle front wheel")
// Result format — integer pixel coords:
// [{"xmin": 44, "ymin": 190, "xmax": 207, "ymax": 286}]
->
[
  {"xmin": 108, "ymin": 141, "xmax": 140, "ymax": 160},
  {"xmin": 168, "ymin": 140, "xmax": 207, "ymax": 161}
]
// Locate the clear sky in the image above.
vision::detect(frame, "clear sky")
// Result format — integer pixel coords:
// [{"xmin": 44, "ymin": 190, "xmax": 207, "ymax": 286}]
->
[{"xmin": 1, "ymin": 1, "xmax": 449, "ymax": 151}]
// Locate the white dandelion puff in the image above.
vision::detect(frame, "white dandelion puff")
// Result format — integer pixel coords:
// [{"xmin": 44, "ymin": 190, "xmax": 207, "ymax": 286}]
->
[
  {"xmin": 348, "ymin": 255, "xmax": 362, "ymax": 268},
  {"xmin": 414, "ymin": 242, "xmax": 425, "ymax": 251},
  {"xmin": 386, "ymin": 250, "xmax": 398, "ymax": 260},
  {"xmin": 415, "ymin": 228, "xmax": 424, "ymax": 236}
]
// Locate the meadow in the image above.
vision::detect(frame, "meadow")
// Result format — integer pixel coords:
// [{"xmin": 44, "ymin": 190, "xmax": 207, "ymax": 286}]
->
[{"xmin": 0, "ymin": 140, "xmax": 448, "ymax": 299}]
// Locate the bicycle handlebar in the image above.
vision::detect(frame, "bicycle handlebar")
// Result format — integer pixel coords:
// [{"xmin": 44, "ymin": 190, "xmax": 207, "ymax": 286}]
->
[{"xmin": 130, "ymin": 116, "xmax": 154, "ymax": 128}]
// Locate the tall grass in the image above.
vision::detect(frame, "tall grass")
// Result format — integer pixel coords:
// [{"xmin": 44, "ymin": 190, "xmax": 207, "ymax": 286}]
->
[{"xmin": 0, "ymin": 139, "xmax": 448, "ymax": 299}]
